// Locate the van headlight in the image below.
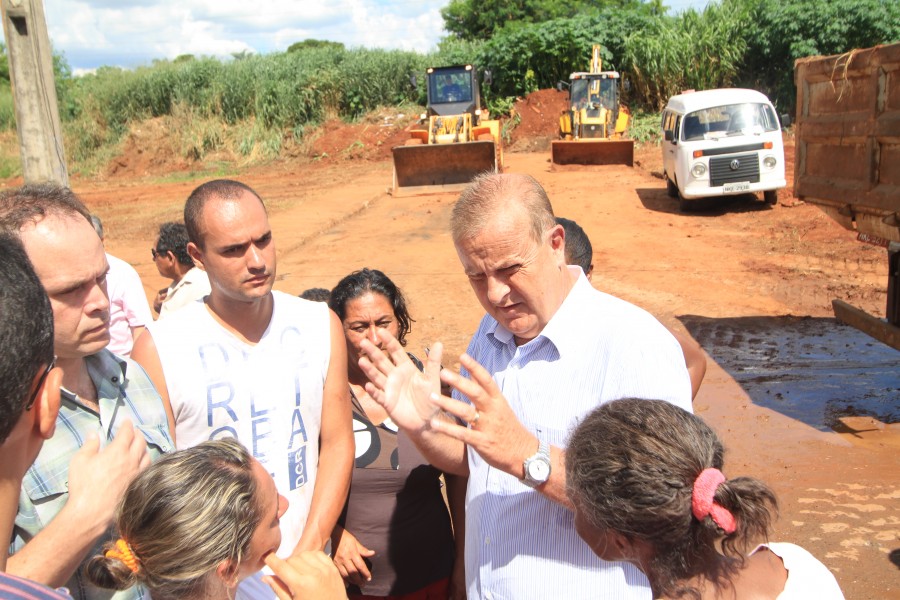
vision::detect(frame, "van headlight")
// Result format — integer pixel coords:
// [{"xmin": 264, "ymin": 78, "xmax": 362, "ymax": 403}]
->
[
  {"xmin": 763, "ymin": 155, "xmax": 777, "ymax": 169},
  {"xmin": 691, "ymin": 162, "xmax": 707, "ymax": 178}
]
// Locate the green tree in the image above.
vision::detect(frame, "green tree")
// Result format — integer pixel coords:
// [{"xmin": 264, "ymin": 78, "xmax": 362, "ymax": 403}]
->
[
  {"xmin": 441, "ymin": 0, "xmax": 648, "ymax": 41},
  {"xmin": 734, "ymin": 0, "xmax": 900, "ymax": 111}
]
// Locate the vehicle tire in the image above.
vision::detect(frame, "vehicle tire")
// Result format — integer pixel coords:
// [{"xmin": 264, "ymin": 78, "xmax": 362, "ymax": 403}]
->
[
  {"xmin": 666, "ymin": 175, "xmax": 678, "ymax": 198},
  {"xmin": 678, "ymin": 195, "xmax": 695, "ymax": 212},
  {"xmin": 477, "ymin": 133, "xmax": 494, "ymax": 141},
  {"xmin": 404, "ymin": 138, "xmax": 424, "ymax": 146},
  {"xmin": 764, "ymin": 190, "xmax": 778, "ymax": 205}
]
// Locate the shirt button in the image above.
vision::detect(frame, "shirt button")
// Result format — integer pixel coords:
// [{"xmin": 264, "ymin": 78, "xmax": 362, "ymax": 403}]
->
[
  {"xmin": 111, "ymin": 377, "xmax": 119, "ymax": 383},
  {"xmin": 484, "ymin": 536, "xmax": 490, "ymax": 545}
]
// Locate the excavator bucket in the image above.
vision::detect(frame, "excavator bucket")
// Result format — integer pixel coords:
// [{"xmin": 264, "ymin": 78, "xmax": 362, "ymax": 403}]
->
[
  {"xmin": 392, "ymin": 141, "xmax": 498, "ymax": 196},
  {"xmin": 551, "ymin": 139, "xmax": 635, "ymax": 167}
]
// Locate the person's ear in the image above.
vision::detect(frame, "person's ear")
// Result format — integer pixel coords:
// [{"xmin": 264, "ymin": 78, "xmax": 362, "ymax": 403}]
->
[
  {"xmin": 548, "ymin": 224, "xmax": 566, "ymax": 264},
  {"xmin": 586, "ymin": 264, "xmax": 594, "ymax": 281},
  {"xmin": 35, "ymin": 366, "xmax": 62, "ymax": 439},
  {"xmin": 610, "ymin": 530, "xmax": 632, "ymax": 556},
  {"xmin": 215, "ymin": 559, "xmax": 240, "ymax": 588},
  {"xmin": 187, "ymin": 242, "xmax": 205, "ymax": 271},
  {"xmin": 609, "ymin": 530, "xmax": 654, "ymax": 569}
]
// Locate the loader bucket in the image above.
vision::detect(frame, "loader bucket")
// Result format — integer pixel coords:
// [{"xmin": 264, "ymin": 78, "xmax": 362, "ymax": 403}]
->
[
  {"xmin": 551, "ymin": 139, "xmax": 634, "ymax": 167},
  {"xmin": 392, "ymin": 141, "xmax": 497, "ymax": 196}
]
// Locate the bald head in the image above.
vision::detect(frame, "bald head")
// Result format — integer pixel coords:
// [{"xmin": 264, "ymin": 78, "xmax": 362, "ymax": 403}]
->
[{"xmin": 184, "ymin": 179, "xmax": 265, "ymax": 249}]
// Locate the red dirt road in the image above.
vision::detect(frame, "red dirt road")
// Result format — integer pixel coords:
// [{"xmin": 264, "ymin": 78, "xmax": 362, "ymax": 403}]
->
[{"xmin": 21, "ymin": 96, "xmax": 898, "ymax": 598}]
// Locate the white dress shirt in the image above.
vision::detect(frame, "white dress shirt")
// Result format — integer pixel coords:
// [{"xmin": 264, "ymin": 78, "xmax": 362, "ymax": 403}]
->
[{"xmin": 459, "ymin": 269, "xmax": 692, "ymax": 600}]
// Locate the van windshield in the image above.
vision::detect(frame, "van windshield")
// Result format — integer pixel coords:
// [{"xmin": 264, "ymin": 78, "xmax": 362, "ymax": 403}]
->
[{"xmin": 681, "ymin": 103, "xmax": 779, "ymax": 141}]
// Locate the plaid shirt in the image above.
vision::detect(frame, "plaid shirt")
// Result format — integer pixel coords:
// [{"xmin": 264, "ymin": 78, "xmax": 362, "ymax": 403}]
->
[{"xmin": 11, "ymin": 350, "xmax": 173, "ymax": 600}]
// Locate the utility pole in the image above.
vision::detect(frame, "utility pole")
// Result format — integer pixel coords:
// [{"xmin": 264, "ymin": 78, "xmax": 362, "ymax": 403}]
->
[{"xmin": 1, "ymin": 0, "xmax": 68, "ymax": 185}]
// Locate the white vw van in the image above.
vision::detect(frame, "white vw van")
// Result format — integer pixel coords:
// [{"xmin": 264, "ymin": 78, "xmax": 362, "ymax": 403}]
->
[{"xmin": 661, "ymin": 88, "xmax": 787, "ymax": 211}]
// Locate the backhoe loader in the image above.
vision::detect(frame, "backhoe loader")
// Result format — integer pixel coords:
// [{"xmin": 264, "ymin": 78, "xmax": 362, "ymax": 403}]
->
[
  {"xmin": 391, "ymin": 65, "xmax": 502, "ymax": 195},
  {"xmin": 552, "ymin": 45, "xmax": 634, "ymax": 166}
]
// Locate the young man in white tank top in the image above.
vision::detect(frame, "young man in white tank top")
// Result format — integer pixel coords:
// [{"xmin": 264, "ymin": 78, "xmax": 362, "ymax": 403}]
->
[{"xmin": 132, "ymin": 180, "xmax": 353, "ymax": 599}]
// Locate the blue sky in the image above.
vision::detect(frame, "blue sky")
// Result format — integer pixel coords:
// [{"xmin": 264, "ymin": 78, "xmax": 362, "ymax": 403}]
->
[{"xmin": 40, "ymin": 0, "xmax": 709, "ymax": 75}]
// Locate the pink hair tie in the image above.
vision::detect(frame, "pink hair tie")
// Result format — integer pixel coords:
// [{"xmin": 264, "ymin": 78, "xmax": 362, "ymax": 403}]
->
[{"xmin": 691, "ymin": 468, "xmax": 737, "ymax": 534}]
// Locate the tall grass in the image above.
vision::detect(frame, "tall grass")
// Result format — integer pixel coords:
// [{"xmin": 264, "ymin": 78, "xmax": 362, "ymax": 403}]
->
[{"xmin": 621, "ymin": 2, "xmax": 748, "ymax": 109}]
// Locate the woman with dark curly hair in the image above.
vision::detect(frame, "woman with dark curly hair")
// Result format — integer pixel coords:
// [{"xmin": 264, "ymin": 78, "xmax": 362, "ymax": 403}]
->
[
  {"xmin": 565, "ymin": 398, "xmax": 844, "ymax": 599},
  {"xmin": 328, "ymin": 268, "xmax": 465, "ymax": 599}
]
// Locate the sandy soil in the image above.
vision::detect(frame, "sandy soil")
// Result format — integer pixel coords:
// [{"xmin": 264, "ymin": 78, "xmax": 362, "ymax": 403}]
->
[{"xmin": 17, "ymin": 89, "xmax": 897, "ymax": 598}]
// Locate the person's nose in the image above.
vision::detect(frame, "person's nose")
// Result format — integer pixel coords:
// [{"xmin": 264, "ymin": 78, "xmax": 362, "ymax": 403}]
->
[
  {"xmin": 247, "ymin": 244, "xmax": 265, "ymax": 271},
  {"xmin": 367, "ymin": 324, "xmax": 382, "ymax": 347},
  {"xmin": 88, "ymin": 277, "xmax": 111, "ymax": 317},
  {"xmin": 485, "ymin": 275, "xmax": 509, "ymax": 306}
]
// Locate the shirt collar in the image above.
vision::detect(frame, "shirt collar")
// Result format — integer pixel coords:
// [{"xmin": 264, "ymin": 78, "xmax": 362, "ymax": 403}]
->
[
  {"xmin": 85, "ymin": 350, "xmax": 129, "ymax": 398},
  {"xmin": 486, "ymin": 266, "xmax": 588, "ymax": 356}
]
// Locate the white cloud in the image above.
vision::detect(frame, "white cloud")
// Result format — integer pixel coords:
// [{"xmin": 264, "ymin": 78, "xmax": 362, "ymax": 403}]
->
[{"xmin": 39, "ymin": 0, "xmax": 448, "ymax": 71}]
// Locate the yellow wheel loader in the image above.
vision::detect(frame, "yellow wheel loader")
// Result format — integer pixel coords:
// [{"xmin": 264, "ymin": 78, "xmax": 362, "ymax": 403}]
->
[
  {"xmin": 392, "ymin": 65, "xmax": 502, "ymax": 195},
  {"xmin": 552, "ymin": 45, "xmax": 634, "ymax": 166}
]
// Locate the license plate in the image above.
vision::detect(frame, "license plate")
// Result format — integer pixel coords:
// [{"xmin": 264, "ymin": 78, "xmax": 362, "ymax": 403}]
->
[{"xmin": 723, "ymin": 182, "xmax": 750, "ymax": 193}]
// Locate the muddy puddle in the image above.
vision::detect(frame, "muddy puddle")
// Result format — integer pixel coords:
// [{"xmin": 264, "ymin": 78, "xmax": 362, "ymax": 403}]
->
[{"xmin": 681, "ymin": 315, "xmax": 899, "ymax": 431}]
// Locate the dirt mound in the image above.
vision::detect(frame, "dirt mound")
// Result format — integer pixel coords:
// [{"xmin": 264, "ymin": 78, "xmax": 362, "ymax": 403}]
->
[
  {"xmin": 307, "ymin": 110, "xmax": 420, "ymax": 163},
  {"xmin": 105, "ymin": 118, "xmax": 194, "ymax": 179},
  {"xmin": 506, "ymin": 88, "xmax": 569, "ymax": 152}
]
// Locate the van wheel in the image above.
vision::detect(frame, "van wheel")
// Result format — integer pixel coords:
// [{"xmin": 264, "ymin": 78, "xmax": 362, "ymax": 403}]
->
[
  {"xmin": 764, "ymin": 190, "xmax": 778, "ymax": 205},
  {"xmin": 666, "ymin": 176, "xmax": 678, "ymax": 198}
]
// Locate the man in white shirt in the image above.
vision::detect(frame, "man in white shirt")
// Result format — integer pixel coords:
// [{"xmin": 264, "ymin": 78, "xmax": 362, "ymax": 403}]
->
[
  {"xmin": 357, "ymin": 173, "xmax": 692, "ymax": 600},
  {"xmin": 132, "ymin": 179, "xmax": 353, "ymax": 599}
]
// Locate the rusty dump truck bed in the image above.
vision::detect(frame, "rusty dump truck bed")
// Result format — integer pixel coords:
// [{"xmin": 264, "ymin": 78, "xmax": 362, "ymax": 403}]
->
[
  {"xmin": 793, "ymin": 43, "xmax": 900, "ymax": 242},
  {"xmin": 794, "ymin": 42, "xmax": 900, "ymax": 346}
]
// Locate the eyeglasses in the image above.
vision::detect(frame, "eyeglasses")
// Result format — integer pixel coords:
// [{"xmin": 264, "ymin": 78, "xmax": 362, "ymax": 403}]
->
[
  {"xmin": 151, "ymin": 248, "xmax": 166, "ymax": 260},
  {"xmin": 25, "ymin": 356, "xmax": 57, "ymax": 411}
]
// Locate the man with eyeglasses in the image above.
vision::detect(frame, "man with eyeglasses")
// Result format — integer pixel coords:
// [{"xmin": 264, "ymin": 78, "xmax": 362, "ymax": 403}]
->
[{"xmin": 0, "ymin": 184, "xmax": 172, "ymax": 600}]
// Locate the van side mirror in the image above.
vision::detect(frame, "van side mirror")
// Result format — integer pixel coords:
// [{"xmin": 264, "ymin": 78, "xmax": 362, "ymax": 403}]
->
[
  {"xmin": 664, "ymin": 130, "xmax": 674, "ymax": 142},
  {"xmin": 780, "ymin": 113, "xmax": 792, "ymax": 128},
  {"xmin": 409, "ymin": 73, "xmax": 417, "ymax": 90},
  {"xmin": 483, "ymin": 70, "xmax": 492, "ymax": 88}
]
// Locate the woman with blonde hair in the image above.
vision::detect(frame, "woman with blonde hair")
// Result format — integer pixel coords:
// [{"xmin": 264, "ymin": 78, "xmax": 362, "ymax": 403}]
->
[
  {"xmin": 565, "ymin": 398, "xmax": 844, "ymax": 599},
  {"xmin": 86, "ymin": 438, "xmax": 345, "ymax": 600}
]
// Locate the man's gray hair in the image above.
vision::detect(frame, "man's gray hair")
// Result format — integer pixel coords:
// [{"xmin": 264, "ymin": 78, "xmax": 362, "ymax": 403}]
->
[{"xmin": 451, "ymin": 173, "xmax": 556, "ymax": 244}]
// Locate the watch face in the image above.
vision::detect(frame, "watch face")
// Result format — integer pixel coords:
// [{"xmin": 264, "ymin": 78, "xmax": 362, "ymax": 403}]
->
[{"xmin": 528, "ymin": 458, "xmax": 551, "ymax": 482}]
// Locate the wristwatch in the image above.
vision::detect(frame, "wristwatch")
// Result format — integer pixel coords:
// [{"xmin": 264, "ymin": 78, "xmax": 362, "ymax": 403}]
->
[{"xmin": 522, "ymin": 440, "xmax": 551, "ymax": 488}]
